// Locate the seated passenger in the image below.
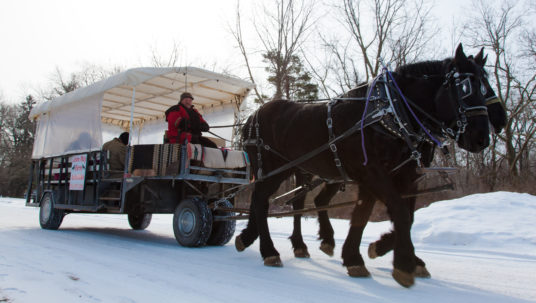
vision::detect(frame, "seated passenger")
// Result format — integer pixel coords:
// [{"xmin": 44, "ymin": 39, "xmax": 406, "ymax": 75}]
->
[
  {"xmin": 165, "ymin": 92, "xmax": 217, "ymax": 148},
  {"xmin": 102, "ymin": 132, "xmax": 129, "ymax": 171}
]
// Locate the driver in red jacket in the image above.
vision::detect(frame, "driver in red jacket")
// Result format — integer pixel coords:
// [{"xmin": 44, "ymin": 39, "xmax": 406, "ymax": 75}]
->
[{"xmin": 165, "ymin": 92, "xmax": 216, "ymax": 148}]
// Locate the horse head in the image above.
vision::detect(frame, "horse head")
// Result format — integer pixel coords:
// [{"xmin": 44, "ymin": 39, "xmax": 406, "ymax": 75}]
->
[
  {"xmin": 434, "ymin": 44, "xmax": 490, "ymax": 153},
  {"xmin": 471, "ymin": 48, "xmax": 507, "ymax": 134}
]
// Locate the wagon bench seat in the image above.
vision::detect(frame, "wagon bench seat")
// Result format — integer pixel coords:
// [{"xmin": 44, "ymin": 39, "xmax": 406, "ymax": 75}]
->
[
  {"xmin": 188, "ymin": 144, "xmax": 249, "ymax": 169},
  {"xmin": 128, "ymin": 143, "xmax": 249, "ymax": 177}
]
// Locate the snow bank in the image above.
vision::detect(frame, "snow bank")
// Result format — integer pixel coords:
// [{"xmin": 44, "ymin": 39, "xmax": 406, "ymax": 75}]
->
[{"xmin": 411, "ymin": 192, "xmax": 536, "ymax": 256}]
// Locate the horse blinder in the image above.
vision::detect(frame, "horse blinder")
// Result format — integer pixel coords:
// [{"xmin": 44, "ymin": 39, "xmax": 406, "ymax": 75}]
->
[{"xmin": 441, "ymin": 70, "xmax": 488, "ymax": 139}]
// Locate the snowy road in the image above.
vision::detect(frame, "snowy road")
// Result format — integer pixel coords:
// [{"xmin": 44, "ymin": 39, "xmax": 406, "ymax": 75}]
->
[{"xmin": 1, "ymin": 192, "xmax": 535, "ymax": 302}]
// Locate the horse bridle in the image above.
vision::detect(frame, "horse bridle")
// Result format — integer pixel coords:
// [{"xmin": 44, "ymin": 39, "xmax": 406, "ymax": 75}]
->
[{"xmin": 440, "ymin": 68, "xmax": 488, "ymax": 142}]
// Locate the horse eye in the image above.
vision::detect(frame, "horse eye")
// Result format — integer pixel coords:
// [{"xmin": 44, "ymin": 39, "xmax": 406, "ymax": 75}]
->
[{"xmin": 480, "ymin": 82, "xmax": 487, "ymax": 95}]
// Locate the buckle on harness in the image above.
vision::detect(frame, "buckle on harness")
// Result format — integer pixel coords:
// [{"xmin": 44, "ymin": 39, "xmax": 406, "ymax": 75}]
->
[
  {"xmin": 326, "ymin": 118, "xmax": 333, "ymax": 128},
  {"xmin": 329, "ymin": 143, "xmax": 337, "ymax": 152},
  {"xmin": 411, "ymin": 150, "xmax": 422, "ymax": 167},
  {"xmin": 334, "ymin": 158, "xmax": 342, "ymax": 167}
]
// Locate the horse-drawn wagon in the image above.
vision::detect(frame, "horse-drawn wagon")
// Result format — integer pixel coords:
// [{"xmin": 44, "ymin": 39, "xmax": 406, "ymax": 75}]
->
[
  {"xmin": 25, "ymin": 46, "xmax": 507, "ymax": 288},
  {"xmin": 25, "ymin": 67, "xmax": 255, "ymax": 247}
]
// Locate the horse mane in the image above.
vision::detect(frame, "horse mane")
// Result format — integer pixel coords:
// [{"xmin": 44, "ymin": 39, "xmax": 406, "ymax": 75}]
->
[
  {"xmin": 395, "ymin": 59, "xmax": 450, "ymax": 77},
  {"xmin": 343, "ymin": 59, "xmax": 453, "ymax": 98}
]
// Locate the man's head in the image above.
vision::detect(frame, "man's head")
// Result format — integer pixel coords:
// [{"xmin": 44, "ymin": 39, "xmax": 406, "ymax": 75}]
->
[
  {"xmin": 119, "ymin": 132, "xmax": 129, "ymax": 145},
  {"xmin": 179, "ymin": 92, "xmax": 194, "ymax": 108}
]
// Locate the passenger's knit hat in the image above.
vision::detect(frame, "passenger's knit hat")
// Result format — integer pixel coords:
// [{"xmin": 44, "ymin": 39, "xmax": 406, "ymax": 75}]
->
[{"xmin": 180, "ymin": 92, "xmax": 194, "ymax": 101}]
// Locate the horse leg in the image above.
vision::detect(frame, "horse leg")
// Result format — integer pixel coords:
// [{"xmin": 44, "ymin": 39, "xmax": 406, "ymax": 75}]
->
[
  {"xmin": 255, "ymin": 174, "xmax": 290, "ymax": 266},
  {"xmin": 258, "ymin": 175, "xmax": 288, "ymax": 266},
  {"xmin": 315, "ymin": 183, "xmax": 340, "ymax": 256},
  {"xmin": 235, "ymin": 189, "xmax": 259, "ymax": 252},
  {"xmin": 368, "ymin": 230, "xmax": 430, "ymax": 278},
  {"xmin": 387, "ymin": 202, "xmax": 415, "ymax": 287},
  {"xmin": 361, "ymin": 173, "xmax": 416, "ymax": 287},
  {"xmin": 368, "ymin": 198, "xmax": 431, "ymax": 278},
  {"xmin": 289, "ymin": 173, "xmax": 311, "ymax": 258},
  {"xmin": 342, "ymin": 188, "xmax": 375, "ymax": 277},
  {"xmin": 368, "ymin": 230, "xmax": 394, "ymax": 258}
]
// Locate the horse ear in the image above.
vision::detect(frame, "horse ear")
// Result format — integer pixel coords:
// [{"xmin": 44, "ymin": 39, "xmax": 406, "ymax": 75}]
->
[
  {"xmin": 474, "ymin": 47, "xmax": 484, "ymax": 65},
  {"xmin": 483, "ymin": 54, "xmax": 488, "ymax": 65},
  {"xmin": 455, "ymin": 43, "xmax": 467, "ymax": 62}
]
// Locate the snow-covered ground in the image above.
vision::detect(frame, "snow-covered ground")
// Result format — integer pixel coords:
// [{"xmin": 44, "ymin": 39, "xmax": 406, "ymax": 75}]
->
[{"xmin": 1, "ymin": 192, "xmax": 535, "ymax": 302}]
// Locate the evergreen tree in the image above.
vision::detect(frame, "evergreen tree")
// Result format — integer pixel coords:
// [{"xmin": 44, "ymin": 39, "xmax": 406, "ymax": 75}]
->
[{"xmin": 263, "ymin": 51, "xmax": 318, "ymax": 101}]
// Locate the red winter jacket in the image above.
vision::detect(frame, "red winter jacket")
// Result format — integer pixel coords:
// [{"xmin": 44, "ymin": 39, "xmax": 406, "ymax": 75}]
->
[{"xmin": 165, "ymin": 104, "xmax": 209, "ymax": 144}]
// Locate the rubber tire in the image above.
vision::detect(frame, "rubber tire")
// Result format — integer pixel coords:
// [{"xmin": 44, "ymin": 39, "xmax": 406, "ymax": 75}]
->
[
  {"xmin": 207, "ymin": 200, "xmax": 236, "ymax": 246},
  {"xmin": 173, "ymin": 198, "xmax": 213, "ymax": 247},
  {"xmin": 39, "ymin": 193, "xmax": 64, "ymax": 230},
  {"xmin": 128, "ymin": 213, "xmax": 152, "ymax": 230}
]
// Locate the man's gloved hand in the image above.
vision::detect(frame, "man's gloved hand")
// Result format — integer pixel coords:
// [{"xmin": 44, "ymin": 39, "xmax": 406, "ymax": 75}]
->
[{"xmin": 199, "ymin": 122, "xmax": 209, "ymax": 132}]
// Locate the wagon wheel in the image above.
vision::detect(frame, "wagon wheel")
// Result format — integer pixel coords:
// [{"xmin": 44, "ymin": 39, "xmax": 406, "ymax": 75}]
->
[
  {"xmin": 128, "ymin": 213, "xmax": 152, "ymax": 230},
  {"xmin": 39, "ymin": 193, "xmax": 65, "ymax": 230},
  {"xmin": 173, "ymin": 197, "xmax": 213, "ymax": 247},
  {"xmin": 207, "ymin": 199, "xmax": 236, "ymax": 246}
]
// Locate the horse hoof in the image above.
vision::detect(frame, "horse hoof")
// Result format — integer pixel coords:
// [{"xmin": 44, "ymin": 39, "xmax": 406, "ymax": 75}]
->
[
  {"xmin": 415, "ymin": 265, "xmax": 431, "ymax": 278},
  {"xmin": 235, "ymin": 236, "xmax": 246, "ymax": 252},
  {"xmin": 368, "ymin": 242, "xmax": 378, "ymax": 259},
  {"xmin": 392, "ymin": 268, "xmax": 415, "ymax": 288},
  {"xmin": 319, "ymin": 243, "xmax": 334, "ymax": 257},
  {"xmin": 294, "ymin": 248, "xmax": 310, "ymax": 258},
  {"xmin": 264, "ymin": 256, "xmax": 283, "ymax": 267},
  {"xmin": 347, "ymin": 265, "xmax": 370, "ymax": 277}
]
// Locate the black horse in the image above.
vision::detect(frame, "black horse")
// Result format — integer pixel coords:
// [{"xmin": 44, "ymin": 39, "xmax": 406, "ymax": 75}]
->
[
  {"xmin": 286, "ymin": 48, "xmax": 508, "ymax": 279},
  {"xmin": 362, "ymin": 49, "xmax": 507, "ymax": 273},
  {"xmin": 235, "ymin": 44, "xmax": 490, "ymax": 287}
]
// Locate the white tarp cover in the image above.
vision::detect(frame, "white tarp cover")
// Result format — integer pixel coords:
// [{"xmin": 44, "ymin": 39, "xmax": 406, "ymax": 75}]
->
[
  {"xmin": 30, "ymin": 67, "xmax": 254, "ymax": 159},
  {"xmin": 31, "ymin": 93, "xmax": 103, "ymax": 159}
]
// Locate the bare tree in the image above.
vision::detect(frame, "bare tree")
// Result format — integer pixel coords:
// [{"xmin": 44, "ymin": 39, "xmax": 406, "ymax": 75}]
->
[
  {"xmin": 346, "ymin": 0, "xmax": 437, "ymax": 75},
  {"xmin": 230, "ymin": 0, "xmax": 316, "ymax": 102},
  {"xmin": 150, "ymin": 41, "xmax": 182, "ymax": 68},
  {"xmin": 256, "ymin": 0, "xmax": 316, "ymax": 99},
  {"xmin": 230, "ymin": 1, "xmax": 266, "ymax": 103},
  {"xmin": 0, "ymin": 96, "xmax": 36, "ymax": 197},
  {"xmin": 0, "ymin": 102, "xmax": 15, "ymax": 169},
  {"xmin": 39, "ymin": 65, "xmax": 122, "ymax": 101},
  {"xmin": 463, "ymin": 0, "xmax": 536, "ymax": 181},
  {"xmin": 307, "ymin": 0, "xmax": 438, "ymax": 96}
]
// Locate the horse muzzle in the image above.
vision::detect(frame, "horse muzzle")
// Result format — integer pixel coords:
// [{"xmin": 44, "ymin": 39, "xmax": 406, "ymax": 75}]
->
[{"xmin": 458, "ymin": 116, "xmax": 490, "ymax": 153}]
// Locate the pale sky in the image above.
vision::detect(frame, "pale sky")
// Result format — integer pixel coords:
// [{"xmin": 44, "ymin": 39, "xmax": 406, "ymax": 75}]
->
[
  {"xmin": 0, "ymin": 0, "xmax": 473, "ymax": 103},
  {"xmin": 0, "ymin": 0, "xmax": 253, "ymax": 102}
]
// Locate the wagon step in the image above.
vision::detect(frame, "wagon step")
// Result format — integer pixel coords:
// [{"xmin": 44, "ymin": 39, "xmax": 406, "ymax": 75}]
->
[
  {"xmin": 99, "ymin": 189, "xmax": 121, "ymax": 209},
  {"xmin": 101, "ymin": 178, "xmax": 123, "ymax": 182},
  {"xmin": 100, "ymin": 198, "xmax": 121, "ymax": 210},
  {"xmin": 99, "ymin": 197, "xmax": 120, "ymax": 201}
]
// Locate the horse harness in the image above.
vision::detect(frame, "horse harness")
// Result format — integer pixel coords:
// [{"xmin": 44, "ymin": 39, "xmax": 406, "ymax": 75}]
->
[{"xmin": 244, "ymin": 67, "xmax": 487, "ymax": 183}]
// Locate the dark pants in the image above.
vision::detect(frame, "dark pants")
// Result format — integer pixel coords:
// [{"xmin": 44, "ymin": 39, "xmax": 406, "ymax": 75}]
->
[{"xmin": 192, "ymin": 135, "xmax": 218, "ymax": 148}]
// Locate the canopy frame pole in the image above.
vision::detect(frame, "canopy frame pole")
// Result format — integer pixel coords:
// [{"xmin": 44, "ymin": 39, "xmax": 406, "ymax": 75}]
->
[
  {"xmin": 128, "ymin": 87, "xmax": 136, "ymax": 145},
  {"xmin": 120, "ymin": 87, "xmax": 136, "ymax": 213}
]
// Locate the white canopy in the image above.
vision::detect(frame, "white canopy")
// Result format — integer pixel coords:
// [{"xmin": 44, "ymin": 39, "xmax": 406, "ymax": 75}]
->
[{"xmin": 30, "ymin": 67, "xmax": 255, "ymax": 159}]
